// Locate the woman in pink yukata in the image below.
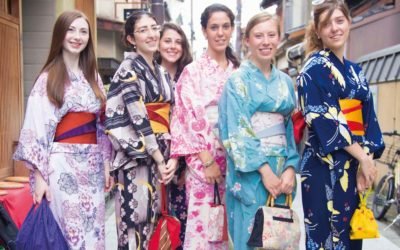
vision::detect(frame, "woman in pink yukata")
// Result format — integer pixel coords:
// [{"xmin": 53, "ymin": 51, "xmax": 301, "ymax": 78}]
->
[
  {"xmin": 169, "ymin": 3, "xmax": 240, "ymax": 249},
  {"xmin": 13, "ymin": 10, "xmax": 113, "ymax": 249}
]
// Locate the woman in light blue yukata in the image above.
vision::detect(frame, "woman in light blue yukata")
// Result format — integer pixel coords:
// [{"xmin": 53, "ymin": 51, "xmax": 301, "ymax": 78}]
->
[{"xmin": 218, "ymin": 12, "xmax": 300, "ymax": 250}]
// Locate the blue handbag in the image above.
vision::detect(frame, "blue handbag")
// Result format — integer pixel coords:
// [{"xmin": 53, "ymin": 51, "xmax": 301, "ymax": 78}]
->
[{"xmin": 16, "ymin": 201, "xmax": 68, "ymax": 250}]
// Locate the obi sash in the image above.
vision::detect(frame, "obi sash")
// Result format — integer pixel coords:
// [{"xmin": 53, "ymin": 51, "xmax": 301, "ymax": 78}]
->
[
  {"xmin": 251, "ymin": 112, "xmax": 287, "ymax": 148},
  {"xmin": 54, "ymin": 112, "xmax": 97, "ymax": 144},
  {"xmin": 339, "ymin": 99, "xmax": 365, "ymax": 136},
  {"xmin": 145, "ymin": 103, "xmax": 170, "ymax": 134}
]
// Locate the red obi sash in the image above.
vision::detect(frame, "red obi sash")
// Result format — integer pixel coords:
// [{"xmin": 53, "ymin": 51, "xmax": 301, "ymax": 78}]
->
[
  {"xmin": 54, "ymin": 112, "xmax": 97, "ymax": 144},
  {"xmin": 145, "ymin": 103, "xmax": 170, "ymax": 134},
  {"xmin": 339, "ymin": 99, "xmax": 365, "ymax": 136}
]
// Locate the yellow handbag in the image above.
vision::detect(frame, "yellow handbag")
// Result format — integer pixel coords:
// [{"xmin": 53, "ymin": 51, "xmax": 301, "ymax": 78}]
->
[{"xmin": 349, "ymin": 191, "xmax": 379, "ymax": 240}]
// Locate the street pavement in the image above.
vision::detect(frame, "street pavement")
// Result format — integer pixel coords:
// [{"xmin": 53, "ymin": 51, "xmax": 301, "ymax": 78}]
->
[{"xmin": 105, "ymin": 174, "xmax": 400, "ymax": 249}]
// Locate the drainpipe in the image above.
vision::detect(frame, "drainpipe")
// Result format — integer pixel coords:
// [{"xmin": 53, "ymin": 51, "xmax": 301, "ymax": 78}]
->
[{"xmin": 150, "ymin": 0, "xmax": 165, "ymax": 24}]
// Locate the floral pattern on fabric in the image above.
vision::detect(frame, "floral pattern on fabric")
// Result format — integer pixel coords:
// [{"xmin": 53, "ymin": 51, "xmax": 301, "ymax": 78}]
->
[
  {"xmin": 297, "ymin": 49, "xmax": 385, "ymax": 250},
  {"xmin": 105, "ymin": 52, "xmax": 174, "ymax": 250},
  {"xmin": 218, "ymin": 60, "xmax": 299, "ymax": 250},
  {"xmin": 170, "ymin": 52, "xmax": 235, "ymax": 249},
  {"xmin": 14, "ymin": 71, "xmax": 111, "ymax": 249}
]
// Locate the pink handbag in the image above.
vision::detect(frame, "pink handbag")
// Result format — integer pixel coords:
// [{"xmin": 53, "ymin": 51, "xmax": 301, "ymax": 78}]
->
[
  {"xmin": 207, "ymin": 183, "xmax": 228, "ymax": 242},
  {"xmin": 247, "ymin": 194, "xmax": 301, "ymax": 249}
]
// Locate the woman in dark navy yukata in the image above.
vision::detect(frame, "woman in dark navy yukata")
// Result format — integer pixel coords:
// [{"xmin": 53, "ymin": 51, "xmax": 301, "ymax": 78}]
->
[{"xmin": 297, "ymin": 0, "xmax": 385, "ymax": 249}]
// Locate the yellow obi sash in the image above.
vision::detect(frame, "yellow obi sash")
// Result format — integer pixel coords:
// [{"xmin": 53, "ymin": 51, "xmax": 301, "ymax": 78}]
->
[
  {"xmin": 339, "ymin": 99, "xmax": 364, "ymax": 136},
  {"xmin": 145, "ymin": 103, "xmax": 170, "ymax": 133}
]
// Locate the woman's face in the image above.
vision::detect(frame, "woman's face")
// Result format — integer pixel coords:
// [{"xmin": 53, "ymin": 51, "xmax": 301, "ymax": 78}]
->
[
  {"xmin": 63, "ymin": 17, "xmax": 89, "ymax": 56},
  {"xmin": 245, "ymin": 19, "xmax": 280, "ymax": 64},
  {"xmin": 159, "ymin": 28, "xmax": 183, "ymax": 65},
  {"xmin": 129, "ymin": 15, "xmax": 160, "ymax": 57},
  {"xmin": 317, "ymin": 8, "xmax": 350, "ymax": 52},
  {"xmin": 202, "ymin": 11, "xmax": 233, "ymax": 54}
]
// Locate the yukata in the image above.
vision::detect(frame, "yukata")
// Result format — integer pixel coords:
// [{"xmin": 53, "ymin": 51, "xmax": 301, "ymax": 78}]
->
[
  {"xmin": 168, "ymin": 74, "xmax": 188, "ymax": 246},
  {"xmin": 170, "ymin": 52, "xmax": 235, "ymax": 249},
  {"xmin": 297, "ymin": 49, "xmax": 385, "ymax": 250},
  {"xmin": 218, "ymin": 61, "xmax": 300, "ymax": 250},
  {"xmin": 14, "ymin": 71, "xmax": 111, "ymax": 249},
  {"xmin": 105, "ymin": 52, "xmax": 173, "ymax": 250}
]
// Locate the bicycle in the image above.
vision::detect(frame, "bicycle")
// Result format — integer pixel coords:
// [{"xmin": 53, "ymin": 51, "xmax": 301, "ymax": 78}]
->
[{"xmin": 372, "ymin": 130, "xmax": 400, "ymax": 229}]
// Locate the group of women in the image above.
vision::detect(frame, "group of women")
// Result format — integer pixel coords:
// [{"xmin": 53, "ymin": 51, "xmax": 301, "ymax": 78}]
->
[{"xmin": 14, "ymin": 0, "xmax": 385, "ymax": 249}]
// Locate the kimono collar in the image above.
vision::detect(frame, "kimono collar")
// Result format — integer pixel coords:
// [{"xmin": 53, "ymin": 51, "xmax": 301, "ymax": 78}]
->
[
  {"xmin": 67, "ymin": 68, "xmax": 84, "ymax": 82},
  {"xmin": 318, "ymin": 49, "xmax": 349, "ymax": 66},
  {"xmin": 318, "ymin": 49, "xmax": 351, "ymax": 74},
  {"xmin": 201, "ymin": 51, "xmax": 235, "ymax": 72},
  {"xmin": 243, "ymin": 60, "xmax": 279, "ymax": 81}
]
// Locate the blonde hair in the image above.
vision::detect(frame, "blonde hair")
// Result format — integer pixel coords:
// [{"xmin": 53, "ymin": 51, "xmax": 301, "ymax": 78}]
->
[
  {"xmin": 305, "ymin": 0, "xmax": 351, "ymax": 56},
  {"xmin": 244, "ymin": 12, "xmax": 280, "ymax": 39}
]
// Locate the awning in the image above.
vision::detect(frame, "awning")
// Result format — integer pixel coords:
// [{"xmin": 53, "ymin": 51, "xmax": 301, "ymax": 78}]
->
[{"xmin": 356, "ymin": 44, "xmax": 400, "ymax": 84}]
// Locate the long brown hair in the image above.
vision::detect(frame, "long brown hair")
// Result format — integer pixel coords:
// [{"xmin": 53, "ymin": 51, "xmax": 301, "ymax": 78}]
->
[
  {"xmin": 305, "ymin": 0, "xmax": 350, "ymax": 56},
  {"xmin": 39, "ymin": 10, "xmax": 104, "ymax": 108},
  {"xmin": 155, "ymin": 23, "xmax": 193, "ymax": 81},
  {"xmin": 200, "ymin": 4, "xmax": 240, "ymax": 68}
]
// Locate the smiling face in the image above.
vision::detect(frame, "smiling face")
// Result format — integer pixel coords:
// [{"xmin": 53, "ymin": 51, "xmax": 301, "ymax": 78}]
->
[
  {"xmin": 245, "ymin": 18, "xmax": 280, "ymax": 65},
  {"xmin": 128, "ymin": 15, "xmax": 160, "ymax": 57},
  {"xmin": 62, "ymin": 17, "xmax": 89, "ymax": 56},
  {"xmin": 317, "ymin": 8, "xmax": 350, "ymax": 53},
  {"xmin": 159, "ymin": 28, "xmax": 183, "ymax": 64},
  {"xmin": 202, "ymin": 11, "xmax": 233, "ymax": 55}
]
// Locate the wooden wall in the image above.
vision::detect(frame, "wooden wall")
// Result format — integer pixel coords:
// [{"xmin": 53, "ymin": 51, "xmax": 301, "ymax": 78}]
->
[{"xmin": 0, "ymin": 0, "xmax": 23, "ymax": 179}]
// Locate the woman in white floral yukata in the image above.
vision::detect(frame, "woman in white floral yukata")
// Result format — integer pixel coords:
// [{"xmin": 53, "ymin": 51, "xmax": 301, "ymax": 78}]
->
[
  {"xmin": 14, "ymin": 10, "xmax": 113, "ymax": 249},
  {"xmin": 169, "ymin": 3, "xmax": 240, "ymax": 249}
]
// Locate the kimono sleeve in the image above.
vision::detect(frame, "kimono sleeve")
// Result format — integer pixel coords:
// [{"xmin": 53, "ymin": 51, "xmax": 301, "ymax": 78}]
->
[
  {"xmin": 13, "ymin": 73, "xmax": 58, "ymax": 182},
  {"xmin": 297, "ymin": 64, "xmax": 353, "ymax": 155},
  {"xmin": 218, "ymin": 76, "xmax": 269, "ymax": 173},
  {"xmin": 359, "ymin": 75, "xmax": 385, "ymax": 158},
  {"xmin": 170, "ymin": 66, "xmax": 208, "ymax": 157},
  {"xmin": 120, "ymin": 71, "xmax": 159, "ymax": 155},
  {"xmin": 283, "ymin": 75, "xmax": 300, "ymax": 172},
  {"xmin": 96, "ymin": 75, "xmax": 112, "ymax": 162}
]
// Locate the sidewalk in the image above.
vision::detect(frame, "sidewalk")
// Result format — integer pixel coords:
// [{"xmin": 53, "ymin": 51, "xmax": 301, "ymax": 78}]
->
[{"xmin": 105, "ymin": 175, "xmax": 400, "ymax": 249}]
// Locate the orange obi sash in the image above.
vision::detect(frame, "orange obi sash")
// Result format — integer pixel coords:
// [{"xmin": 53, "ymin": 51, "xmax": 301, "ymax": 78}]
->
[
  {"xmin": 339, "ymin": 99, "xmax": 365, "ymax": 136},
  {"xmin": 54, "ymin": 112, "xmax": 97, "ymax": 144},
  {"xmin": 145, "ymin": 103, "xmax": 170, "ymax": 134}
]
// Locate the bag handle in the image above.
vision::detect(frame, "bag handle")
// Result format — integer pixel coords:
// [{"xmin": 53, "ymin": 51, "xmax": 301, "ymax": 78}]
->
[
  {"xmin": 266, "ymin": 194, "xmax": 293, "ymax": 208},
  {"xmin": 358, "ymin": 189, "xmax": 371, "ymax": 208},
  {"xmin": 213, "ymin": 182, "xmax": 222, "ymax": 205},
  {"xmin": 161, "ymin": 184, "xmax": 168, "ymax": 214}
]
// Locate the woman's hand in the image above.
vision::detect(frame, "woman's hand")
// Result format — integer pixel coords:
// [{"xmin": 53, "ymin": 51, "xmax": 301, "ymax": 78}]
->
[
  {"xmin": 357, "ymin": 157, "xmax": 377, "ymax": 192},
  {"xmin": 259, "ymin": 164, "xmax": 281, "ymax": 199},
  {"xmin": 204, "ymin": 161, "xmax": 222, "ymax": 184},
  {"xmin": 157, "ymin": 159, "xmax": 178, "ymax": 184},
  {"xmin": 104, "ymin": 162, "xmax": 114, "ymax": 192},
  {"xmin": 280, "ymin": 167, "xmax": 296, "ymax": 194},
  {"xmin": 33, "ymin": 169, "xmax": 51, "ymax": 204},
  {"xmin": 162, "ymin": 158, "xmax": 179, "ymax": 184}
]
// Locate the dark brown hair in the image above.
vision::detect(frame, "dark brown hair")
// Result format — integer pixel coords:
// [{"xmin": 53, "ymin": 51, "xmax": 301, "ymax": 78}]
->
[
  {"xmin": 39, "ymin": 10, "xmax": 104, "ymax": 108},
  {"xmin": 123, "ymin": 11, "xmax": 158, "ymax": 51},
  {"xmin": 305, "ymin": 0, "xmax": 351, "ymax": 56},
  {"xmin": 155, "ymin": 23, "xmax": 193, "ymax": 81},
  {"xmin": 200, "ymin": 4, "xmax": 240, "ymax": 68}
]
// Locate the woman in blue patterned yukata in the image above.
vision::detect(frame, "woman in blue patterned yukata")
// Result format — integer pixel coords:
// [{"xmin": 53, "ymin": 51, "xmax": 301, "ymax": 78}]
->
[
  {"xmin": 218, "ymin": 12, "xmax": 300, "ymax": 250},
  {"xmin": 297, "ymin": 1, "xmax": 385, "ymax": 249},
  {"xmin": 14, "ymin": 10, "xmax": 113, "ymax": 249}
]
